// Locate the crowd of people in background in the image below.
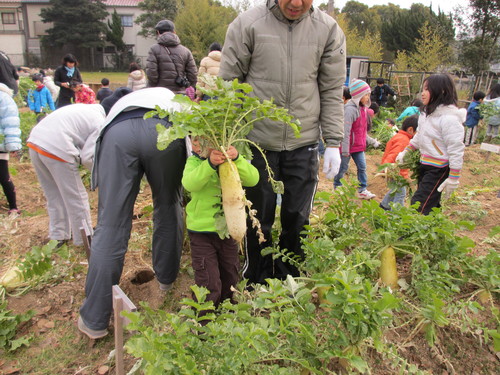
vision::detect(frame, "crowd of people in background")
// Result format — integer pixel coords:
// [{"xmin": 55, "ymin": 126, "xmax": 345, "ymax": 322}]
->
[{"xmin": 0, "ymin": 0, "xmax": 499, "ymax": 342}]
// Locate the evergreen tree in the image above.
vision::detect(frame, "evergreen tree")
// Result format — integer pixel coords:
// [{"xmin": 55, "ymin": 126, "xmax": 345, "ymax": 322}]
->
[
  {"xmin": 135, "ymin": 0, "xmax": 177, "ymax": 38},
  {"xmin": 106, "ymin": 9, "xmax": 128, "ymax": 70},
  {"xmin": 380, "ymin": 4, "xmax": 454, "ymax": 55},
  {"xmin": 40, "ymin": 0, "xmax": 108, "ymax": 49}
]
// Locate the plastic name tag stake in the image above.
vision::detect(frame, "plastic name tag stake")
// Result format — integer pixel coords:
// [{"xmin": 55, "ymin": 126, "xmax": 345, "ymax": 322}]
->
[
  {"xmin": 480, "ymin": 143, "xmax": 500, "ymax": 153},
  {"xmin": 113, "ymin": 285, "xmax": 137, "ymax": 375}
]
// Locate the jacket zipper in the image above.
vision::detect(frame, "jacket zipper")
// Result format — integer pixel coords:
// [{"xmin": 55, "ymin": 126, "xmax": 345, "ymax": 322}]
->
[{"xmin": 283, "ymin": 24, "xmax": 293, "ymax": 151}]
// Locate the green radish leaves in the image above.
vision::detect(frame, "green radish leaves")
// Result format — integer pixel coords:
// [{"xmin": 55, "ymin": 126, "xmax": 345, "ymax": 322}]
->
[{"xmin": 153, "ymin": 77, "xmax": 301, "ymax": 157}]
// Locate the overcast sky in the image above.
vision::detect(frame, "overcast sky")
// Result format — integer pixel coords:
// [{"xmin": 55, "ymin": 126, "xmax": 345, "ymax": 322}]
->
[{"xmin": 314, "ymin": 0, "xmax": 466, "ymax": 15}]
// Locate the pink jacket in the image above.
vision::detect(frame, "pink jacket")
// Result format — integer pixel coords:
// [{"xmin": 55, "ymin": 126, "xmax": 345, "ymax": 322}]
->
[{"xmin": 341, "ymin": 100, "xmax": 368, "ymax": 154}]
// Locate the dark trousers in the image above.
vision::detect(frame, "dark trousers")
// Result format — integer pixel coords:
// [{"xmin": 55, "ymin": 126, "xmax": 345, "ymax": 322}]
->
[
  {"xmin": 0, "ymin": 159, "xmax": 16, "ymax": 209},
  {"xmin": 243, "ymin": 144, "xmax": 319, "ymax": 284},
  {"xmin": 189, "ymin": 232, "xmax": 240, "ymax": 306},
  {"xmin": 411, "ymin": 164, "xmax": 449, "ymax": 215},
  {"xmin": 80, "ymin": 116, "xmax": 186, "ymax": 330}
]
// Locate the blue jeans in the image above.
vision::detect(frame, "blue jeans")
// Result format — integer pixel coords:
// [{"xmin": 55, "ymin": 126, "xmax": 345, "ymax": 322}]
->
[
  {"xmin": 380, "ymin": 186, "xmax": 407, "ymax": 209},
  {"xmin": 333, "ymin": 151, "xmax": 367, "ymax": 191}
]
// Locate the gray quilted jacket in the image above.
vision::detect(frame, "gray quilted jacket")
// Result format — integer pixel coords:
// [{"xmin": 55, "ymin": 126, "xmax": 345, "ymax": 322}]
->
[{"xmin": 219, "ymin": 0, "xmax": 346, "ymax": 151}]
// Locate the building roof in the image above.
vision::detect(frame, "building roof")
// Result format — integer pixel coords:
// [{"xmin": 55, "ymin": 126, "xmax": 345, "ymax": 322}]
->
[{"xmin": 0, "ymin": 0, "xmax": 141, "ymax": 5}]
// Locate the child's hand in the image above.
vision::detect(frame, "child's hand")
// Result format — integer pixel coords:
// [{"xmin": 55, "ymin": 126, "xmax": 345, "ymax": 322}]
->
[
  {"xmin": 209, "ymin": 150, "xmax": 226, "ymax": 166},
  {"xmin": 226, "ymin": 146, "xmax": 238, "ymax": 160}
]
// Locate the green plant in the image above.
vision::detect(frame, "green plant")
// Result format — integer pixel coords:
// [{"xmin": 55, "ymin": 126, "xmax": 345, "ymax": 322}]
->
[
  {"xmin": 478, "ymin": 101, "xmax": 500, "ymax": 123},
  {"xmin": 0, "ymin": 240, "xmax": 69, "ymax": 298},
  {"xmin": 0, "ymin": 301, "xmax": 35, "ymax": 351},
  {"xmin": 123, "ymin": 182, "xmax": 499, "ymax": 373},
  {"xmin": 15, "ymin": 77, "xmax": 35, "ymax": 108},
  {"xmin": 370, "ymin": 106, "xmax": 399, "ymax": 148},
  {"xmin": 125, "ymin": 274, "xmax": 398, "ymax": 374}
]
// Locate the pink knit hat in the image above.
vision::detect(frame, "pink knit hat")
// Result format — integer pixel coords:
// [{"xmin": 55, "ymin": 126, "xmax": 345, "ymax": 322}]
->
[{"xmin": 349, "ymin": 79, "xmax": 371, "ymax": 100}]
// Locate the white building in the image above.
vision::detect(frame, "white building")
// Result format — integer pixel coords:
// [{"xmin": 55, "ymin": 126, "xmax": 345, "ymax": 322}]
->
[{"xmin": 0, "ymin": 0, "xmax": 154, "ymax": 67}]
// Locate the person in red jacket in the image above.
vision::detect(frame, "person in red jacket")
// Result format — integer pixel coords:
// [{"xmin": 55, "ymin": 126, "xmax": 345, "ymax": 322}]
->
[{"xmin": 379, "ymin": 115, "xmax": 418, "ymax": 210}]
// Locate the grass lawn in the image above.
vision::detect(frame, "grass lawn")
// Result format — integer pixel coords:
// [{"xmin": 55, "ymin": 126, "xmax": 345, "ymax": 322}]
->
[{"xmin": 80, "ymin": 71, "xmax": 130, "ymax": 85}]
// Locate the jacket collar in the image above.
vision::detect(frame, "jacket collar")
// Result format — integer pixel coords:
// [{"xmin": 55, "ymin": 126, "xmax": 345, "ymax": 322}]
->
[
  {"xmin": 427, "ymin": 104, "xmax": 467, "ymax": 123},
  {"xmin": 398, "ymin": 129, "xmax": 413, "ymax": 139},
  {"xmin": 268, "ymin": 0, "xmax": 313, "ymax": 24}
]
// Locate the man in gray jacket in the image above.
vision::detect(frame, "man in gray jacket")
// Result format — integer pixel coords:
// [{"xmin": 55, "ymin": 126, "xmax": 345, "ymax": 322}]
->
[
  {"xmin": 219, "ymin": 0, "xmax": 346, "ymax": 284},
  {"xmin": 146, "ymin": 19, "xmax": 197, "ymax": 94}
]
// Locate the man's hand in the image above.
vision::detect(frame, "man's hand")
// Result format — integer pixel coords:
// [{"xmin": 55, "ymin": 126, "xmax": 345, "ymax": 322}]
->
[
  {"xmin": 437, "ymin": 178, "xmax": 459, "ymax": 200},
  {"xmin": 323, "ymin": 147, "xmax": 341, "ymax": 180},
  {"xmin": 395, "ymin": 149, "xmax": 407, "ymax": 164}
]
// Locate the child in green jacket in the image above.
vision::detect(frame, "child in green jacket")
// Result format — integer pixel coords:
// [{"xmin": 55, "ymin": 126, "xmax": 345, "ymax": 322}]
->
[{"xmin": 182, "ymin": 139, "xmax": 259, "ymax": 308}]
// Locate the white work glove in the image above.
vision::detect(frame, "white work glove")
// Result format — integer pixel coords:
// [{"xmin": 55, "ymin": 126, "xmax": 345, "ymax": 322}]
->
[
  {"xmin": 393, "ymin": 95, "xmax": 397, "ymax": 101},
  {"xmin": 437, "ymin": 178, "xmax": 459, "ymax": 200},
  {"xmin": 373, "ymin": 139, "xmax": 381, "ymax": 148},
  {"xmin": 323, "ymin": 147, "xmax": 341, "ymax": 180},
  {"xmin": 395, "ymin": 149, "xmax": 407, "ymax": 164}
]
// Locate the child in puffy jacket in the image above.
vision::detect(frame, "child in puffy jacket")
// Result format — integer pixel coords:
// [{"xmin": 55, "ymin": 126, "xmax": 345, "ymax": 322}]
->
[
  {"xmin": 396, "ymin": 74, "xmax": 466, "ymax": 215},
  {"xmin": 0, "ymin": 90, "xmax": 22, "ymax": 216},
  {"xmin": 27, "ymin": 74, "xmax": 55, "ymax": 114},
  {"xmin": 464, "ymin": 91, "xmax": 485, "ymax": 146},
  {"xmin": 334, "ymin": 79, "xmax": 376, "ymax": 199},
  {"xmin": 397, "ymin": 98, "xmax": 423, "ymax": 123},
  {"xmin": 71, "ymin": 79, "xmax": 96, "ymax": 104}
]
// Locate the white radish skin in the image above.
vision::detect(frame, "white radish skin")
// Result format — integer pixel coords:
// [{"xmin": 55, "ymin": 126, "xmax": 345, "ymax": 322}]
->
[
  {"xmin": 0, "ymin": 265, "xmax": 24, "ymax": 291},
  {"xmin": 219, "ymin": 160, "xmax": 247, "ymax": 243},
  {"xmin": 380, "ymin": 246, "xmax": 399, "ymax": 289}
]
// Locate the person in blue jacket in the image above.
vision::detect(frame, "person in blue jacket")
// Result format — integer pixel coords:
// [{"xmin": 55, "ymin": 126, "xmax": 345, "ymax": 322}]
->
[
  {"xmin": 464, "ymin": 91, "xmax": 485, "ymax": 146},
  {"xmin": 397, "ymin": 98, "xmax": 423, "ymax": 123},
  {"xmin": 27, "ymin": 73, "xmax": 55, "ymax": 114}
]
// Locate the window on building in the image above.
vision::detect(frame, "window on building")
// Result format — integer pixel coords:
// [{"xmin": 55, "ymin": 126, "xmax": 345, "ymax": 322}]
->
[
  {"xmin": 2, "ymin": 12, "xmax": 16, "ymax": 25},
  {"xmin": 104, "ymin": 46, "xmax": 116, "ymax": 54},
  {"xmin": 120, "ymin": 15, "xmax": 133, "ymax": 27}
]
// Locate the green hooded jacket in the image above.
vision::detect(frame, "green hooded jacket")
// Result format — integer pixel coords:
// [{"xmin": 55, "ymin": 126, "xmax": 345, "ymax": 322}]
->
[{"xmin": 182, "ymin": 154, "xmax": 259, "ymax": 233}]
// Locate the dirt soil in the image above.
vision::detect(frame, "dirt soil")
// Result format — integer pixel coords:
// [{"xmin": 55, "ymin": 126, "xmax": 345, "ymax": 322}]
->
[{"xmin": 0, "ymin": 146, "xmax": 498, "ymax": 374}]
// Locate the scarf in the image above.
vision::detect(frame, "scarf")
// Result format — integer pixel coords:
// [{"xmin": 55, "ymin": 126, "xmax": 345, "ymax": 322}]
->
[{"xmin": 65, "ymin": 66, "xmax": 75, "ymax": 77}]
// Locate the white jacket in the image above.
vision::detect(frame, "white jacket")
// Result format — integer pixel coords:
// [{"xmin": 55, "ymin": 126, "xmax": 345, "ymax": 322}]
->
[
  {"xmin": 27, "ymin": 104, "xmax": 106, "ymax": 169},
  {"xmin": 43, "ymin": 76, "xmax": 60, "ymax": 102},
  {"xmin": 409, "ymin": 105, "xmax": 466, "ymax": 176},
  {"xmin": 127, "ymin": 70, "xmax": 147, "ymax": 91}
]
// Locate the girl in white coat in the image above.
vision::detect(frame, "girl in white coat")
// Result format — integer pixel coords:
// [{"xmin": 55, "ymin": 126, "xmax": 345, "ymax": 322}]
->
[{"xmin": 397, "ymin": 74, "xmax": 466, "ymax": 215}]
